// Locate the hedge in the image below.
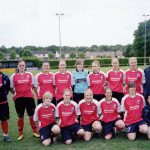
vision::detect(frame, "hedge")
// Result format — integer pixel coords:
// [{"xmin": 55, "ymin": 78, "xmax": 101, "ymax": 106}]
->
[{"xmin": 0, "ymin": 57, "xmax": 149, "ymax": 69}]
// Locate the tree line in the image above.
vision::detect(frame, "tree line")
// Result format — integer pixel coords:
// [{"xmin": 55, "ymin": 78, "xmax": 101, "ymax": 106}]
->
[{"xmin": 0, "ymin": 19, "xmax": 150, "ymax": 60}]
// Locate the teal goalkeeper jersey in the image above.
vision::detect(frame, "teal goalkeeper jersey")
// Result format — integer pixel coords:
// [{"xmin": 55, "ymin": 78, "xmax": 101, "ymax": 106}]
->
[{"xmin": 72, "ymin": 69, "xmax": 88, "ymax": 93}]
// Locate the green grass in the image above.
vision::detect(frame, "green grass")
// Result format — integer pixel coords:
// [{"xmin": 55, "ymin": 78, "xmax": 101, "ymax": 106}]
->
[{"xmin": 0, "ymin": 65, "xmax": 149, "ymax": 150}]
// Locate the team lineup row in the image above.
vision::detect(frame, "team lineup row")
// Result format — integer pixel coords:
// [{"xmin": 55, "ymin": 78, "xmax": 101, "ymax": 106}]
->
[{"xmin": 0, "ymin": 57, "xmax": 150, "ymax": 146}]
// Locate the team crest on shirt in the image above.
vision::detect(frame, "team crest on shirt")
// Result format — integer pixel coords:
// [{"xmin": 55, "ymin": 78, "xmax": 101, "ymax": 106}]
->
[
  {"xmin": 101, "ymin": 76, "xmax": 104, "ymax": 80},
  {"xmin": 71, "ymin": 107, "xmax": 75, "ymax": 112},
  {"xmin": 26, "ymin": 75, "xmax": 30, "ymax": 79},
  {"xmin": 67, "ymin": 75, "xmax": 70, "ymax": 79},
  {"xmin": 93, "ymin": 106, "xmax": 96, "ymax": 110},
  {"xmin": 137, "ymin": 74, "xmax": 140, "ymax": 78},
  {"xmin": 51, "ymin": 109, "xmax": 55, "ymax": 113},
  {"xmin": 120, "ymin": 74, "xmax": 122, "ymax": 78},
  {"xmin": 113, "ymin": 104, "xmax": 117, "ymax": 108},
  {"xmin": 137, "ymin": 100, "xmax": 140, "ymax": 105}
]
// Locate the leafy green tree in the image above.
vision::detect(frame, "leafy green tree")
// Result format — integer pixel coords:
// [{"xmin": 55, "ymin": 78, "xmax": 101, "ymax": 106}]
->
[
  {"xmin": 61, "ymin": 53, "xmax": 65, "ymax": 59},
  {"xmin": 0, "ymin": 52, "xmax": 4, "ymax": 60},
  {"xmin": 133, "ymin": 19, "xmax": 150, "ymax": 57},
  {"xmin": 22, "ymin": 49, "xmax": 33, "ymax": 57},
  {"xmin": 78, "ymin": 52, "xmax": 85, "ymax": 59},
  {"xmin": 48, "ymin": 52, "xmax": 55, "ymax": 59},
  {"xmin": 70, "ymin": 53, "xmax": 76, "ymax": 59},
  {"xmin": 10, "ymin": 51, "xmax": 16, "ymax": 59}
]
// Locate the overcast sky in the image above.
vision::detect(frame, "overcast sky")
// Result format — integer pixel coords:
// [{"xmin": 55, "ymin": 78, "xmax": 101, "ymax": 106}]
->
[{"xmin": 0, "ymin": 0, "xmax": 149, "ymax": 47}]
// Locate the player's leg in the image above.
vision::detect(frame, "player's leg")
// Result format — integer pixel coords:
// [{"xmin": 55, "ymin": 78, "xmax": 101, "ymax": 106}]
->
[
  {"xmin": 0, "ymin": 103, "xmax": 11, "ymax": 142},
  {"xmin": 148, "ymin": 126, "xmax": 150, "ymax": 140},
  {"xmin": 39, "ymin": 126, "xmax": 51, "ymax": 146},
  {"xmin": 82, "ymin": 124, "xmax": 92, "ymax": 141},
  {"xmin": 15, "ymin": 98, "xmax": 25, "ymax": 140},
  {"xmin": 25, "ymin": 98, "xmax": 39, "ymax": 137},
  {"xmin": 139, "ymin": 122, "xmax": 149, "ymax": 134},
  {"xmin": 126, "ymin": 124, "xmax": 137, "ymax": 141},
  {"xmin": 61, "ymin": 127, "xmax": 72, "ymax": 144},
  {"xmin": 51, "ymin": 124, "xmax": 61, "ymax": 143}
]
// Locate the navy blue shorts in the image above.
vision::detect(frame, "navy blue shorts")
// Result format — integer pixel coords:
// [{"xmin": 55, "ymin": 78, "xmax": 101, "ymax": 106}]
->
[
  {"xmin": 0, "ymin": 102, "xmax": 9, "ymax": 121},
  {"xmin": 101, "ymin": 119, "xmax": 120, "ymax": 135},
  {"xmin": 61, "ymin": 123, "xmax": 82, "ymax": 142},
  {"xmin": 39, "ymin": 123, "xmax": 56, "ymax": 141},
  {"xmin": 93, "ymin": 94, "xmax": 105, "ymax": 102},
  {"xmin": 82, "ymin": 123, "xmax": 93, "ymax": 132},
  {"xmin": 73, "ymin": 93, "xmax": 84, "ymax": 104},
  {"xmin": 126, "ymin": 120, "xmax": 146, "ymax": 134}
]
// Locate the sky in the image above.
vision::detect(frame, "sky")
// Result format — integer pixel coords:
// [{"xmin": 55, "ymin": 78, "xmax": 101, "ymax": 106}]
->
[{"xmin": 0, "ymin": 0, "xmax": 149, "ymax": 47}]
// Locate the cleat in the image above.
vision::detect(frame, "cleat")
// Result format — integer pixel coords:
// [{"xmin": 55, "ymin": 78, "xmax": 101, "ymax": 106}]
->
[
  {"xmin": 17, "ymin": 135, "xmax": 24, "ymax": 141},
  {"xmin": 33, "ymin": 132, "xmax": 40, "ymax": 138},
  {"xmin": 3, "ymin": 135, "xmax": 11, "ymax": 143}
]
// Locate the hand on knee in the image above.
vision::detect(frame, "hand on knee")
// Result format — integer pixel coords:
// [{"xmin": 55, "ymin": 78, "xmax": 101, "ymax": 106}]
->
[
  {"xmin": 65, "ymin": 139, "xmax": 72, "ymax": 145},
  {"xmin": 42, "ymin": 139, "xmax": 51, "ymax": 146}
]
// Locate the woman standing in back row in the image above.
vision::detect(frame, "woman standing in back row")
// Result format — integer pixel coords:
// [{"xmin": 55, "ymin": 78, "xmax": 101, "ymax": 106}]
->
[
  {"xmin": 72, "ymin": 59, "xmax": 89, "ymax": 104},
  {"xmin": 106, "ymin": 58, "xmax": 125, "ymax": 103},
  {"xmin": 10, "ymin": 60, "xmax": 39, "ymax": 140}
]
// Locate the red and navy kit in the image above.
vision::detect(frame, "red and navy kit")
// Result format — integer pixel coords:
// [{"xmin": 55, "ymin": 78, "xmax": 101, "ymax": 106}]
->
[
  {"xmin": 106, "ymin": 69, "xmax": 124, "ymax": 93},
  {"xmin": 125, "ymin": 68, "xmax": 145, "ymax": 94},
  {"xmin": 78, "ymin": 99, "xmax": 99, "ymax": 125},
  {"xmin": 34, "ymin": 72, "xmax": 55, "ymax": 99},
  {"xmin": 56, "ymin": 101, "xmax": 78, "ymax": 127},
  {"xmin": 10, "ymin": 72, "xmax": 34, "ymax": 100},
  {"xmin": 87, "ymin": 71, "xmax": 106, "ymax": 95},
  {"xmin": 98, "ymin": 98, "xmax": 121, "ymax": 123},
  {"xmin": 54, "ymin": 71, "xmax": 73, "ymax": 101},
  {"xmin": 121, "ymin": 93, "xmax": 145, "ymax": 126},
  {"xmin": 33, "ymin": 103, "xmax": 56, "ymax": 129}
]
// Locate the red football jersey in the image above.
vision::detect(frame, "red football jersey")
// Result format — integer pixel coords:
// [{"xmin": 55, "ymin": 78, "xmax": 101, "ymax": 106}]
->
[
  {"xmin": 125, "ymin": 68, "xmax": 145, "ymax": 94},
  {"xmin": 34, "ymin": 72, "xmax": 55, "ymax": 99},
  {"xmin": 54, "ymin": 71, "xmax": 73, "ymax": 101},
  {"xmin": 87, "ymin": 71, "xmax": 106, "ymax": 94},
  {"xmin": 78, "ymin": 99, "xmax": 99, "ymax": 125},
  {"xmin": 106, "ymin": 69, "xmax": 124, "ymax": 93},
  {"xmin": 121, "ymin": 93, "xmax": 145, "ymax": 126},
  {"xmin": 33, "ymin": 103, "xmax": 56, "ymax": 129},
  {"xmin": 98, "ymin": 98, "xmax": 121, "ymax": 122},
  {"xmin": 10, "ymin": 72, "xmax": 34, "ymax": 100},
  {"xmin": 56, "ymin": 101, "xmax": 78, "ymax": 127}
]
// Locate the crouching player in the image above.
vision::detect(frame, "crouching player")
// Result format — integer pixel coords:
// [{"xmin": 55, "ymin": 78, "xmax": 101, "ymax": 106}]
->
[
  {"xmin": 142, "ymin": 96, "xmax": 150, "ymax": 139},
  {"xmin": 98, "ymin": 88, "xmax": 125, "ymax": 140},
  {"xmin": 121, "ymin": 82, "xmax": 148, "ymax": 141},
  {"xmin": 34, "ymin": 92, "xmax": 60, "ymax": 146},
  {"xmin": 56, "ymin": 89, "xmax": 84, "ymax": 144},
  {"xmin": 78, "ymin": 89, "xmax": 102, "ymax": 141}
]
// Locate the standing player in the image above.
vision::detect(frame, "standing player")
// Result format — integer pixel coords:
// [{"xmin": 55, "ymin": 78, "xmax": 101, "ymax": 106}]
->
[
  {"xmin": 87, "ymin": 60, "xmax": 106, "ymax": 101},
  {"xmin": 106, "ymin": 58, "xmax": 125, "ymax": 103},
  {"xmin": 56, "ymin": 89, "xmax": 84, "ymax": 144},
  {"xmin": 78, "ymin": 89, "xmax": 102, "ymax": 141},
  {"xmin": 54, "ymin": 60, "xmax": 73, "ymax": 104},
  {"xmin": 142, "ymin": 96, "xmax": 150, "ymax": 139},
  {"xmin": 124, "ymin": 57, "xmax": 145, "ymax": 94},
  {"xmin": 72, "ymin": 59, "xmax": 88, "ymax": 104},
  {"xmin": 98, "ymin": 88, "xmax": 125, "ymax": 140},
  {"xmin": 34, "ymin": 92, "xmax": 60, "ymax": 146},
  {"xmin": 10, "ymin": 60, "xmax": 39, "ymax": 140},
  {"xmin": 34, "ymin": 61, "xmax": 55, "ymax": 105},
  {"xmin": 121, "ymin": 82, "xmax": 148, "ymax": 141},
  {"xmin": 0, "ymin": 69, "xmax": 11, "ymax": 142},
  {"xmin": 143, "ymin": 61, "xmax": 150, "ymax": 104}
]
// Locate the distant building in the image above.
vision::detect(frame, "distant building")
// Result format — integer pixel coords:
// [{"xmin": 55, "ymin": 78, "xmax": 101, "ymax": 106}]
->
[
  {"xmin": 33, "ymin": 51, "xmax": 48, "ymax": 60},
  {"xmin": 86, "ymin": 50, "xmax": 123, "ymax": 59}
]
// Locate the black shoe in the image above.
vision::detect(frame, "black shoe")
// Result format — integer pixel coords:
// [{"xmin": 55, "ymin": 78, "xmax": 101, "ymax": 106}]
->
[{"xmin": 3, "ymin": 135, "xmax": 11, "ymax": 143}]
